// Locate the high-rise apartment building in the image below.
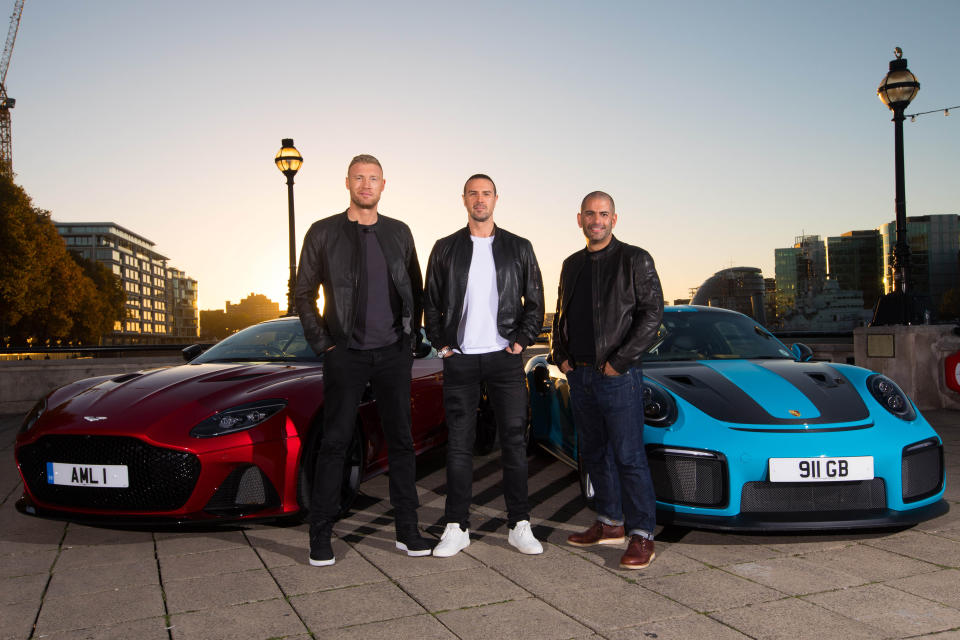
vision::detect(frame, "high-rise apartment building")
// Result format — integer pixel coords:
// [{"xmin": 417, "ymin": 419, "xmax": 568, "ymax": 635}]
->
[
  {"xmin": 55, "ymin": 222, "xmax": 196, "ymax": 344},
  {"xmin": 879, "ymin": 214, "xmax": 960, "ymax": 311},
  {"xmin": 826, "ymin": 230, "xmax": 883, "ymax": 310},
  {"xmin": 166, "ymin": 267, "xmax": 199, "ymax": 340}
]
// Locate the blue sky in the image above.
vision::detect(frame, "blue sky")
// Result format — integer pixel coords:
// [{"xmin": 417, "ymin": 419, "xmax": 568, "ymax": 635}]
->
[{"xmin": 7, "ymin": 1, "xmax": 959, "ymax": 311}]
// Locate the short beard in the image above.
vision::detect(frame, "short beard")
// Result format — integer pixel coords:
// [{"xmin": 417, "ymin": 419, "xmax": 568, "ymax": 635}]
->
[
  {"xmin": 469, "ymin": 208, "xmax": 492, "ymax": 223},
  {"xmin": 351, "ymin": 195, "xmax": 380, "ymax": 210}
]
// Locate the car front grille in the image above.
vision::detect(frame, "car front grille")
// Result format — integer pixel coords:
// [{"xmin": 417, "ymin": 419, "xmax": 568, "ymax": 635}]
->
[
  {"xmin": 18, "ymin": 435, "xmax": 200, "ymax": 511},
  {"xmin": 740, "ymin": 479, "xmax": 886, "ymax": 512},
  {"xmin": 648, "ymin": 447, "xmax": 727, "ymax": 507},
  {"xmin": 902, "ymin": 439, "xmax": 944, "ymax": 502}
]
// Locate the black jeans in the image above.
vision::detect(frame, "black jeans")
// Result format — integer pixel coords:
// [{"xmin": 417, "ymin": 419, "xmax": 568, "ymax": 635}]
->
[
  {"xmin": 442, "ymin": 349, "xmax": 530, "ymax": 528},
  {"xmin": 310, "ymin": 341, "xmax": 419, "ymax": 527}
]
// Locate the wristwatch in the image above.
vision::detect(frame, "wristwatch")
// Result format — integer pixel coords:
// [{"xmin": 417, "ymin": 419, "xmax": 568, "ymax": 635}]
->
[{"xmin": 438, "ymin": 346, "xmax": 452, "ymax": 358}]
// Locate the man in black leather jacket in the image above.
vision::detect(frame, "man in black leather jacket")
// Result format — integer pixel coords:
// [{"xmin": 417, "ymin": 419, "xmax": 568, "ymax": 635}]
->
[
  {"xmin": 552, "ymin": 190, "xmax": 663, "ymax": 570},
  {"xmin": 424, "ymin": 173, "xmax": 545, "ymax": 557},
  {"xmin": 295, "ymin": 154, "xmax": 432, "ymax": 567}
]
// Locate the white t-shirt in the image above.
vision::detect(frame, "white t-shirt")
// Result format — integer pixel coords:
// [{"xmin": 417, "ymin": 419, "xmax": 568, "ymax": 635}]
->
[{"xmin": 458, "ymin": 236, "xmax": 510, "ymax": 354}]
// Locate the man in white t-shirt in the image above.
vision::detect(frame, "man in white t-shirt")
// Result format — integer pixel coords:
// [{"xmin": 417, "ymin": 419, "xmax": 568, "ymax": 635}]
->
[{"xmin": 424, "ymin": 174, "xmax": 545, "ymax": 557}]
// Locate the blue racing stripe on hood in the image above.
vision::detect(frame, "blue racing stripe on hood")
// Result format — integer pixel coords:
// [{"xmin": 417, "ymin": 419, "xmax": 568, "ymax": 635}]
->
[{"xmin": 699, "ymin": 361, "xmax": 821, "ymax": 420}]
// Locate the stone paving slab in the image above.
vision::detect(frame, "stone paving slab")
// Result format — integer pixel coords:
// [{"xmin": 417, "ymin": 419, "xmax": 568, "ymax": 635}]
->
[
  {"xmin": 711, "ymin": 597, "xmax": 886, "ymax": 640},
  {"xmin": 436, "ymin": 597, "xmax": 594, "ymax": 640},
  {"xmin": 39, "ymin": 617, "xmax": 171, "ymax": 640},
  {"xmin": 34, "ymin": 583, "xmax": 165, "ymax": 636},
  {"xmin": 803, "ymin": 583, "xmax": 960, "ymax": 637},
  {"xmin": 605, "ymin": 613, "xmax": 753, "ymax": 639},
  {"xmin": 169, "ymin": 598, "xmax": 307, "ymax": 640},
  {"xmin": 290, "ymin": 581, "xmax": 426, "ymax": 632},
  {"xmin": 163, "ymin": 568, "xmax": 284, "ymax": 614}
]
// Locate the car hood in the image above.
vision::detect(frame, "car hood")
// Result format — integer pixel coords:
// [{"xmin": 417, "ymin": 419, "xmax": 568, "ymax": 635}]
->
[
  {"xmin": 645, "ymin": 360, "xmax": 869, "ymax": 426},
  {"xmin": 35, "ymin": 362, "xmax": 321, "ymax": 437}
]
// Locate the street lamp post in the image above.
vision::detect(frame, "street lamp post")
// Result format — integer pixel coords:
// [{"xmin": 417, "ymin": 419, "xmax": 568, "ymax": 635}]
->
[
  {"xmin": 874, "ymin": 48, "xmax": 921, "ymax": 325},
  {"xmin": 275, "ymin": 138, "xmax": 303, "ymax": 317}
]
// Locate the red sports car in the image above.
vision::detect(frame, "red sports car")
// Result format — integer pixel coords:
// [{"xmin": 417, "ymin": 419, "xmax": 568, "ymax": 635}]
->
[{"xmin": 15, "ymin": 317, "xmax": 448, "ymax": 524}]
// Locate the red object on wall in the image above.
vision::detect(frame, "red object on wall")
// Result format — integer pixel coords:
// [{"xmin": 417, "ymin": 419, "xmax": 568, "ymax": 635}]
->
[{"xmin": 946, "ymin": 351, "xmax": 960, "ymax": 393}]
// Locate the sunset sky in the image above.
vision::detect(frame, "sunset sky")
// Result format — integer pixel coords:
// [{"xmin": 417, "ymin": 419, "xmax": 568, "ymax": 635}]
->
[{"xmin": 8, "ymin": 1, "xmax": 959, "ymax": 312}]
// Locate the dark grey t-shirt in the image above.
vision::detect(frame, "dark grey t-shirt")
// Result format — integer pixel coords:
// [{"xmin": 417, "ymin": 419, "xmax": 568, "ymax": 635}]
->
[{"xmin": 350, "ymin": 223, "xmax": 402, "ymax": 349}]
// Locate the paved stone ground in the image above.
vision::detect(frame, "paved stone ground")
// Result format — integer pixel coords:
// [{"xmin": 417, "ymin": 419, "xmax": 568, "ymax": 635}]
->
[{"xmin": 1, "ymin": 410, "xmax": 959, "ymax": 640}]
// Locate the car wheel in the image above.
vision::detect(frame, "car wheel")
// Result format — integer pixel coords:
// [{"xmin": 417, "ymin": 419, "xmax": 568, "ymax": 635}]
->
[
  {"xmin": 474, "ymin": 386, "xmax": 498, "ymax": 455},
  {"xmin": 576, "ymin": 435, "xmax": 597, "ymax": 510},
  {"xmin": 297, "ymin": 419, "xmax": 366, "ymax": 520}
]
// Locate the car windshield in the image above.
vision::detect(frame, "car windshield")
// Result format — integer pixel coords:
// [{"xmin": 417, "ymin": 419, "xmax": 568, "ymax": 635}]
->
[
  {"xmin": 644, "ymin": 310, "xmax": 795, "ymax": 362},
  {"xmin": 192, "ymin": 320, "xmax": 321, "ymax": 363}
]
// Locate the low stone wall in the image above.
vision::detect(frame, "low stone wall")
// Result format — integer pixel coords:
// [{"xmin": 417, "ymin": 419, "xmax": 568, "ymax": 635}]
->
[
  {"xmin": 0, "ymin": 357, "xmax": 181, "ymax": 415},
  {"xmin": 854, "ymin": 325, "xmax": 960, "ymax": 411}
]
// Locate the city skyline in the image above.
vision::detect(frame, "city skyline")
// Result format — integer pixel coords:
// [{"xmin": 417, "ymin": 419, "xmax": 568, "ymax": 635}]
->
[{"xmin": 8, "ymin": 1, "xmax": 959, "ymax": 311}]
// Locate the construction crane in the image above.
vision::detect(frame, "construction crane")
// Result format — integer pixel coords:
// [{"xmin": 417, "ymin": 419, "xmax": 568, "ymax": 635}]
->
[{"xmin": 0, "ymin": 0, "xmax": 24, "ymax": 177}]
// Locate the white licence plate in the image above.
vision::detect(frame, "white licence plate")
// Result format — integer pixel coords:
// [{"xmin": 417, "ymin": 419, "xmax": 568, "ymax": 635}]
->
[
  {"xmin": 46, "ymin": 462, "xmax": 129, "ymax": 488},
  {"xmin": 768, "ymin": 456, "xmax": 873, "ymax": 482}
]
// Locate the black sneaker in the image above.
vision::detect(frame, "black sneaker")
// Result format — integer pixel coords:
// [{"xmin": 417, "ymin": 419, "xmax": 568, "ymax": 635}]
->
[
  {"xmin": 309, "ymin": 523, "xmax": 335, "ymax": 567},
  {"xmin": 395, "ymin": 524, "xmax": 434, "ymax": 557}
]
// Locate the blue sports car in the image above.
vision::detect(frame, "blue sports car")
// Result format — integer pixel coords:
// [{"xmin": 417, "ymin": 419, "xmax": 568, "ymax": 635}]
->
[{"xmin": 527, "ymin": 305, "xmax": 948, "ymax": 531}]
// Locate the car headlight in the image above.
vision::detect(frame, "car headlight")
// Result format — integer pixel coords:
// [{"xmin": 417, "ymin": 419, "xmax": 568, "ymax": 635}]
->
[
  {"xmin": 642, "ymin": 383, "xmax": 677, "ymax": 428},
  {"xmin": 190, "ymin": 400, "xmax": 288, "ymax": 438},
  {"xmin": 866, "ymin": 374, "xmax": 916, "ymax": 421},
  {"xmin": 19, "ymin": 398, "xmax": 46, "ymax": 434}
]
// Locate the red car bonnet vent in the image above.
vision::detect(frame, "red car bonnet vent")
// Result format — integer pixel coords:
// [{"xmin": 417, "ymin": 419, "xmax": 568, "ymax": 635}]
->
[
  {"xmin": 204, "ymin": 373, "xmax": 271, "ymax": 383},
  {"xmin": 111, "ymin": 373, "xmax": 142, "ymax": 383}
]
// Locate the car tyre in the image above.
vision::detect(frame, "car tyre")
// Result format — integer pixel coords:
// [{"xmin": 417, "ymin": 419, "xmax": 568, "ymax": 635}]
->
[{"xmin": 297, "ymin": 418, "xmax": 366, "ymax": 521}]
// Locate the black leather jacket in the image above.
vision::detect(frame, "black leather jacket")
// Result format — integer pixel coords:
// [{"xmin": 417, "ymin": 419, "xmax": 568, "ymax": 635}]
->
[
  {"xmin": 294, "ymin": 211, "xmax": 422, "ymax": 354},
  {"xmin": 551, "ymin": 236, "xmax": 664, "ymax": 373},
  {"xmin": 424, "ymin": 225, "xmax": 544, "ymax": 350}
]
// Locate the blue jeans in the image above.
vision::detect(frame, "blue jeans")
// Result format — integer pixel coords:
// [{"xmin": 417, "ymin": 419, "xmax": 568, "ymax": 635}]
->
[{"xmin": 567, "ymin": 366, "xmax": 656, "ymax": 538}]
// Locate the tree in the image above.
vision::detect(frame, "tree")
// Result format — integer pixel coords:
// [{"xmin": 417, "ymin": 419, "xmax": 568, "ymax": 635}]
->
[
  {"xmin": 1, "ymin": 173, "xmax": 126, "ymax": 345},
  {"xmin": 68, "ymin": 251, "xmax": 126, "ymax": 343}
]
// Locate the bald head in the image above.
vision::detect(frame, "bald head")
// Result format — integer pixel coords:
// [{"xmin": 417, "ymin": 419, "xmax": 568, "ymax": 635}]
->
[{"xmin": 580, "ymin": 190, "xmax": 615, "ymax": 214}]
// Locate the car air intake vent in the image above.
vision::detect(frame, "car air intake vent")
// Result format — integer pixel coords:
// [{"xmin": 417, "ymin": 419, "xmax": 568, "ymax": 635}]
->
[
  {"xmin": 205, "ymin": 373, "xmax": 269, "ymax": 383},
  {"xmin": 204, "ymin": 465, "xmax": 280, "ymax": 515},
  {"xmin": 804, "ymin": 372, "xmax": 840, "ymax": 388},
  {"xmin": 18, "ymin": 435, "xmax": 199, "ymax": 511},
  {"xmin": 111, "ymin": 373, "xmax": 142, "ymax": 383},
  {"xmin": 902, "ymin": 439, "xmax": 943, "ymax": 502},
  {"xmin": 647, "ymin": 447, "xmax": 727, "ymax": 507},
  {"xmin": 666, "ymin": 375, "xmax": 696, "ymax": 387},
  {"xmin": 741, "ymin": 479, "xmax": 886, "ymax": 512}
]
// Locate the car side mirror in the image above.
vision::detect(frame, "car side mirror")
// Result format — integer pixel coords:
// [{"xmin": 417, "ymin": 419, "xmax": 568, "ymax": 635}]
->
[
  {"xmin": 791, "ymin": 343, "xmax": 814, "ymax": 362},
  {"xmin": 182, "ymin": 344, "xmax": 204, "ymax": 362}
]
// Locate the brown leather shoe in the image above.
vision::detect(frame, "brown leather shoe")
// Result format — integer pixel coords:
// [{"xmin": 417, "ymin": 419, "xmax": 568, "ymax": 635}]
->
[
  {"xmin": 567, "ymin": 520, "xmax": 626, "ymax": 547},
  {"xmin": 619, "ymin": 535, "xmax": 655, "ymax": 569}
]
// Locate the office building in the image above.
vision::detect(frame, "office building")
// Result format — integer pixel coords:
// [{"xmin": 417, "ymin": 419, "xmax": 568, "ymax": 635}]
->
[
  {"xmin": 692, "ymin": 267, "xmax": 766, "ymax": 323},
  {"xmin": 826, "ymin": 230, "xmax": 883, "ymax": 310},
  {"xmin": 880, "ymin": 214, "xmax": 960, "ymax": 311}
]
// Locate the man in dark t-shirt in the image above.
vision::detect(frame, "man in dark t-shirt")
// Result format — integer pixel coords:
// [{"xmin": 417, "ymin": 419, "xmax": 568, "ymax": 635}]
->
[{"xmin": 295, "ymin": 154, "xmax": 433, "ymax": 566}]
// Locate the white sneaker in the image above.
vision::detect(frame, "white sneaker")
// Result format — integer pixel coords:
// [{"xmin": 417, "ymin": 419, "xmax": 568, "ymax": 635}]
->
[
  {"xmin": 433, "ymin": 523, "xmax": 470, "ymax": 557},
  {"xmin": 508, "ymin": 520, "xmax": 543, "ymax": 555}
]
